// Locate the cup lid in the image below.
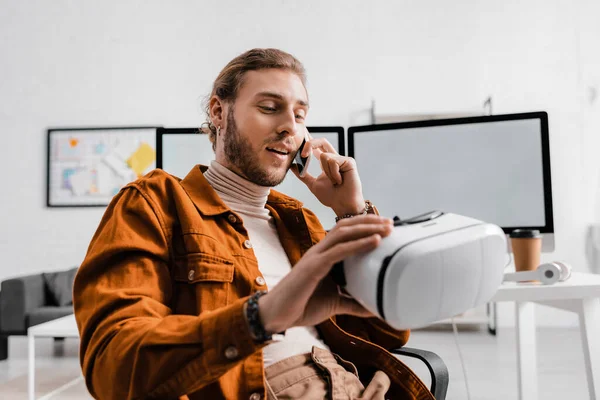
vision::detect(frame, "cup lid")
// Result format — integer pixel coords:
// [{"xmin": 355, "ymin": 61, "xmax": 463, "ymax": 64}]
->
[{"xmin": 509, "ymin": 229, "xmax": 541, "ymax": 238}]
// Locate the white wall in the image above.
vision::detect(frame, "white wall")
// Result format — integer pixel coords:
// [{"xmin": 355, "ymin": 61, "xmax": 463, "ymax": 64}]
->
[{"xmin": 0, "ymin": 0, "xmax": 598, "ymax": 327}]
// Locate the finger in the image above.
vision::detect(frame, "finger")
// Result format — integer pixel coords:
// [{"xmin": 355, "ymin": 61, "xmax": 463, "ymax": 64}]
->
[
  {"xmin": 324, "ymin": 153, "xmax": 359, "ymax": 185},
  {"xmin": 303, "ymin": 137, "xmax": 338, "ymax": 157},
  {"xmin": 319, "ymin": 152, "xmax": 338, "ymax": 185},
  {"xmin": 307, "ymin": 233, "xmax": 383, "ymax": 281},
  {"xmin": 326, "ymin": 156, "xmax": 343, "ymax": 185},
  {"xmin": 321, "ymin": 233, "xmax": 382, "ymax": 266},
  {"xmin": 307, "ymin": 231, "xmax": 387, "ymax": 282},
  {"xmin": 315, "ymin": 222, "xmax": 391, "ymax": 254},
  {"xmin": 312, "ymin": 216, "xmax": 393, "ymax": 251},
  {"xmin": 312, "ymin": 145, "xmax": 324, "ymax": 161},
  {"xmin": 320, "ymin": 153, "xmax": 358, "ymax": 179},
  {"xmin": 360, "ymin": 371, "xmax": 391, "ymax": 399},
  {"xmin": 323, "ymin": 216, "xmax": 394, "ymax": 244},
  {"xmin": 291, "ymin": 163, "xmax": 317, "ymax": 186},
  {"xmin": 337, "ymin": 297, "xmax": 375, "ymax": 318},
  {"xmin": 326, "ymin": 154, "xmax": 357, "ymax": 174},
  {"xmin": 334, "ymin": 214, "xmax": 394, "ymax": 229},
  {"xmin": 317, "ymin": 152, "xmax": 342, "ymax": 185}
]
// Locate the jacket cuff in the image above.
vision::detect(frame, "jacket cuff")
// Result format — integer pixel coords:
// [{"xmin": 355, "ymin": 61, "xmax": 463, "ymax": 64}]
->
[
  {"xmin": 200, "ymin": 296, "xmax": 267, "ymax": 374},
  {"xmin": 147, "ymin": 297, "xmax": 266, "ymax": 398}
]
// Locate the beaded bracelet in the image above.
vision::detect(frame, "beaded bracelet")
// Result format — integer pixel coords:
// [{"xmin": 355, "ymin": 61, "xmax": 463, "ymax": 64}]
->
[
  {"xmin": 334, "ymin": 200, "xmax": 375, "ymax": 223},
  {"xmin": 245, "ymin": 290, "xmax": 271, "ymax": 343}
]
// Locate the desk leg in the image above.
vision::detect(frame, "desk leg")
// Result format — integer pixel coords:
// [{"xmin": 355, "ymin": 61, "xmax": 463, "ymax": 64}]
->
[
  {"xmin": 28, "ymin": 333, "xmax": 35, "ymax": 400},
  {"xmin": 578, "ymin": 298, "xmax": 600, "ymax": 400},
  {"xmin": 516, "ymin": 301, "xmax": 537, "ymax": 400}
]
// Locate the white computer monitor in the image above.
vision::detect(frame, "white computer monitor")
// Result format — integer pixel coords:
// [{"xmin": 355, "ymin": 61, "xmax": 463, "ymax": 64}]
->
[
  {"xmin": 157, "ymin": 126, "xmax": 345, "ymax": 230},
  {"xmin": 348, "ymin": 112, "xmax": 555, "ymax": 251}
]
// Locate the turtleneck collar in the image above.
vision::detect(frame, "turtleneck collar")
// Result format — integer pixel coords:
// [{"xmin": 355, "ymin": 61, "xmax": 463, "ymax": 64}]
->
[{"xmin": 203, "ymin": 160, "xmax": 271, "ymax": 218}]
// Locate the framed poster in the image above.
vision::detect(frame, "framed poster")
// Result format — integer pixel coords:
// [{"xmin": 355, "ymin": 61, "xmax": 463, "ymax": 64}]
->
[{"xmin": 47, "ymin": 126, "xmax": 160, "ymax": 207}]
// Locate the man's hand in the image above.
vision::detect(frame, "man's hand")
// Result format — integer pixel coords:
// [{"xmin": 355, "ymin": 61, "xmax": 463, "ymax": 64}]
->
[
  {"xmin": 292, "ymin": 128, "xmax": 365, "ymax": 217},
  {"xmin": 257, "ymin": 214, "xmax": 394, "ymax": 334}
]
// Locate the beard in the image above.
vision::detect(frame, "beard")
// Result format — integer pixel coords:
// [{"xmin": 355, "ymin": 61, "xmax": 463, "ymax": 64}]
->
[{"xmin": 222, "ymin": 107, "xmax": 293, "ymax": 187}]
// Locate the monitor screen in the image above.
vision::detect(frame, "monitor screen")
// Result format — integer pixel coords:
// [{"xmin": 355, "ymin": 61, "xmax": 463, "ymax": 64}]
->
[
  {"xmin": 157, "ymin": 127, "xmax": 211, "ymax": 179},
  {"xmin": 157, "ymin": 126, "xmax": 345, "ymax": 230},
  {"xmin": 348, "ymin": 112, "xmax": 553, "ymax": 236}
]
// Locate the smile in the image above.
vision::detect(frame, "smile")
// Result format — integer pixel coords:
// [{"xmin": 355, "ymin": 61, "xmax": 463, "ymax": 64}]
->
[{"xmin": 266, "ymin": 147, "xmax": 290, "ymax": 155}]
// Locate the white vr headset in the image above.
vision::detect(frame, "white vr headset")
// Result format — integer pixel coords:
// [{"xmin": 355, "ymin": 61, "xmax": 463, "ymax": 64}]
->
[{"xmin": 332, "ymin": 211, "xmax": 507, "ymax": 330}]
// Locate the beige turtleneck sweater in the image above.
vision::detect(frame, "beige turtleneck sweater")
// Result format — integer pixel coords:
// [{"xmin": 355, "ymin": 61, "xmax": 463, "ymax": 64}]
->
[{"xmin": 204, "ymin": 161, "xmax": 329, "ymax": 367}]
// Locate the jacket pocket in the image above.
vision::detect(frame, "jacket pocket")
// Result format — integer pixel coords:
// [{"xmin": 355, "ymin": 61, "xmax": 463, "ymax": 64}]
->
[
  {"xmin": 172, "ymin": 253, "xmax": 235, "ymax": 313},
  {"xmin": 174, "ymin": 253, "xmax": 234, "ymax": 283}
]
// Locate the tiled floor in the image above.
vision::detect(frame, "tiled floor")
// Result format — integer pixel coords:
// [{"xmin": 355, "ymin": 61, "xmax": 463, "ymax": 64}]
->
[
  {"xmin": 0, "ymin": 326, "xmax": 590, "ymax": 399},
  {"xmin": 407, "ymin": 326, "xmax": 589, "ymax": 399}
]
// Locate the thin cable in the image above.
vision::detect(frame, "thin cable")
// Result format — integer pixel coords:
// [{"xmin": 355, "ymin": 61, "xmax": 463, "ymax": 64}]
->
[
  {"xmin": 505, "ymin": 251, "xmax": 513, "ymax": 269},
  {"xmin": 451, "ymin": 317, "xmax": 472, "ymax": 400}
]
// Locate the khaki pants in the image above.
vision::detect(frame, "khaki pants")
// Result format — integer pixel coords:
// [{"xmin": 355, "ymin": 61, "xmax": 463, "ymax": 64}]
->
[{"xmin": 264, "ymin": 346, "xmax": 390, "ymax": 400}]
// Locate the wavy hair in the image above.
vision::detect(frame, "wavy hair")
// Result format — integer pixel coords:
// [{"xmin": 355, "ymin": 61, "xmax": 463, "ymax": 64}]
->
[{"xmin": 200, "ymin": 48, "xmax": 307, "ymax": 151}]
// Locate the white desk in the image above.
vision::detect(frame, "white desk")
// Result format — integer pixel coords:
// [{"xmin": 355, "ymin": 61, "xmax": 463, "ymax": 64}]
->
[
  {"xmin": 491, "ymin": 272, "xmax": 600, "ymax": 400},
  {"xmin": 27, "ymin": 314, "xmax": 82, "ymax": 400}
]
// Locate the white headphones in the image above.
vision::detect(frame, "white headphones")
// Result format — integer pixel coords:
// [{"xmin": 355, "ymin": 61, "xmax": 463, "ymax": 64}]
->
[{"xmin": 503, "ymin": 261, "xmax": 572, "ymax": 285}]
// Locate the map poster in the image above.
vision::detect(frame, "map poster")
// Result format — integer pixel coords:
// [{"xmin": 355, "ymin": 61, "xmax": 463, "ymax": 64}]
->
[{"xmin": 47, "ymin": 127, "xmax": 159, "ymax": 207}]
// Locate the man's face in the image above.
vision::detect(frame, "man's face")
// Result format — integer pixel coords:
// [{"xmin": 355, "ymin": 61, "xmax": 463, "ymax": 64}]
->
[{"xmin": 216, "ymin": 69, "xmax": 309, "ymax": 187}]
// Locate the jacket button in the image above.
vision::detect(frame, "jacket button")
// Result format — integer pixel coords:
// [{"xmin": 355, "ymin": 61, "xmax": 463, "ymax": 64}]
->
[
  {"xmin": 224, "ymin": 346, "xmax": 239, "ymax": 360},
  {"xmin": 188, "ymin": 270, "xmax": 195, "ymax": 281},
  {"xmin": 255, "ymin": 276, "xmax": 266, "ymax": 286},
  {"xmin": 243, "ymin": 240, "xmax": 253, "ymax": 249},
  {"xmin": 249, "ymin": 393, "xmax": 261, "ymax": 400},
  {"xmin": 228, "ymin": 214, "xmax": 237, "ymax": 223}
]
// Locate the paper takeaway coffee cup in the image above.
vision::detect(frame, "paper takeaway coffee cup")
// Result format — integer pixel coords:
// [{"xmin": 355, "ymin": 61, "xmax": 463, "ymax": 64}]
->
[{"xmin": 509, "ymin": 229, "xmax": 542, "ymax": 272}]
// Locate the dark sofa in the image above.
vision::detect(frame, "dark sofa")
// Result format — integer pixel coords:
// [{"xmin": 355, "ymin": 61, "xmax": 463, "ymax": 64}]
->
[{"xmin": 0, "ymin": 267, "xmax": 77, "ymax": 360}]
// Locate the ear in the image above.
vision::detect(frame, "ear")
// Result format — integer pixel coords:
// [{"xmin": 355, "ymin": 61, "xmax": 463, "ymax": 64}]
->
[{"xmin": 209, "ymin": 95, "xmax": 225, "ymax": 128}]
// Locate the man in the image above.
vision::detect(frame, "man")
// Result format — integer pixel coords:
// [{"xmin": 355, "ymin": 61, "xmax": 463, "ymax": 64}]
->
[{"xmin": 74, "ymin": 48, "xmax": 434, "ymax": 400}]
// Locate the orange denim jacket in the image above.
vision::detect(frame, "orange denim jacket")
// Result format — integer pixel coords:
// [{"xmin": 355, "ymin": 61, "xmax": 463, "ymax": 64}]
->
[{"xmin": 73, "ymin": 165, "xmax": 434, "ymax": 400}]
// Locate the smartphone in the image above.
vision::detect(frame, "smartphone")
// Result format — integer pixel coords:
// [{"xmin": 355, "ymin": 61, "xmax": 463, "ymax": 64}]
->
[{"xmin": 294, "ymin": 138, "xmax": 312, "ymax": 178}]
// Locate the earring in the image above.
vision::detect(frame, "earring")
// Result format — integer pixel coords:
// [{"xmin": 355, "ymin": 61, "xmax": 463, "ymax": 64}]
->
[{"xmin": 216, "ymin": 126, "xmax": 221, "ymax": 137}]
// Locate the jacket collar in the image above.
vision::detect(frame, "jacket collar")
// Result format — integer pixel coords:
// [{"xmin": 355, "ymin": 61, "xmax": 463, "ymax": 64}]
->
[{"xmin": 180, "ymin": 164, "xmax": 303, "ymax": 216}]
